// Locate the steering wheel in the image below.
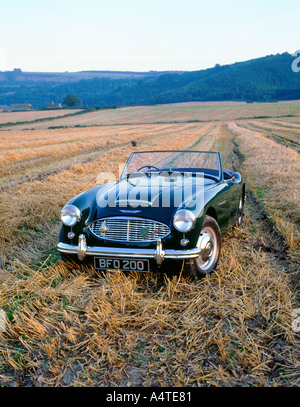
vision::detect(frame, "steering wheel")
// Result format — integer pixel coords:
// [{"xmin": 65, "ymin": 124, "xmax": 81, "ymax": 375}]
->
[{"xmin": 137, "ymin": 165, "xmax": 160, "ymax": 172}]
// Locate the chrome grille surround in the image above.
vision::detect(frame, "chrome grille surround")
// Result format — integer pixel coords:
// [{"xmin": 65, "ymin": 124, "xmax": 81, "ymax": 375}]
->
[{"xmin": 88, "ymin": 216, "xmax": 171, "ymax": 243}]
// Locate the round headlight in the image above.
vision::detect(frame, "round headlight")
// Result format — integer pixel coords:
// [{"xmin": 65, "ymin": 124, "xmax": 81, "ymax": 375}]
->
[
  {"xmin": 61, "ymin": 205, "xmax": 81, "ymax": 227},
  {"xmin": 173, "ymin": 209, "xmax": 196, "ymax": 233}
]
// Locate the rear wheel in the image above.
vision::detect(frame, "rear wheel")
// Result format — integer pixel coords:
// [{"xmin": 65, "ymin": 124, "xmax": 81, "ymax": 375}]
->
[{"xmin": 187, "ymin": 215, "xmax": 221, "ymax": 277}]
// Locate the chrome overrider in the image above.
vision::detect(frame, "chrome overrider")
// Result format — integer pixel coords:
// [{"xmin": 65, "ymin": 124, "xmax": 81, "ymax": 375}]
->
[{"xmin": 57, "ymin": 235, "xmax": 207, "ymax": 265}]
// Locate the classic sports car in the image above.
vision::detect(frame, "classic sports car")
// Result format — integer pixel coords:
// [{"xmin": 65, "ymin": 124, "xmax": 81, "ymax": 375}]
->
[{"xmin": 57, "ymin": 151, "xmax": 245, "ymax": 276}]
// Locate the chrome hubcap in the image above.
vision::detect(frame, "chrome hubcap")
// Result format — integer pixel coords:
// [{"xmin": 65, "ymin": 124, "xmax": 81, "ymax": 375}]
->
[
  {"xmin": 198, "ymin": 232, "xmax": 214, "ymax": 262},
  {"xmin": 196, "ymin": 227, "xmax": 218, "ymax": 272}
]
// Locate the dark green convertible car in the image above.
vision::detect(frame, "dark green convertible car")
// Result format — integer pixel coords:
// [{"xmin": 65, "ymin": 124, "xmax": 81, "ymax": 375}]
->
[{"xmin": 58, "ymin": 151, "xmax": 245, "ymax": 276}]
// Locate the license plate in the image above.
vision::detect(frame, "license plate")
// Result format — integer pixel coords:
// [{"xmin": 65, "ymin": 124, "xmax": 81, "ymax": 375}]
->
[{"xmin": 94, "ymin": 257, "xmax": 150, "ymax": 272}]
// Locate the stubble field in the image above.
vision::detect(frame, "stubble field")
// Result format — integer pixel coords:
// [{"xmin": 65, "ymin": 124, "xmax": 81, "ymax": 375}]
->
[{"xmin": 0, "ymin": 102, "xmax": 299, "ymax": 387}]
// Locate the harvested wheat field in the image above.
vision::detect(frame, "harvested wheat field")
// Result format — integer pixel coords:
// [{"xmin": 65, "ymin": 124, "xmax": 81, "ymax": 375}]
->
[
  {"xmin": 0, "ymin": 104, "xmax": 299, "ymax": 387},
  {"xmin": 2, "ymin": 100, "xmax": 300, "ymax": 130}
]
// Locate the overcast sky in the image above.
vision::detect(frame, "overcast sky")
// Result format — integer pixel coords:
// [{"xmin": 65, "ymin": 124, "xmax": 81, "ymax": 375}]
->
[{"xmin": 0, "ymin": 0, "xmax": 299, "ymax": 72}]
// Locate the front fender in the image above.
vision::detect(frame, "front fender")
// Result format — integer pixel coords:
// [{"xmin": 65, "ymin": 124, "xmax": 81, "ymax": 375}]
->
[{"xmin": 59, "ymin": 183, "xmax": 114, "ymax": 244}]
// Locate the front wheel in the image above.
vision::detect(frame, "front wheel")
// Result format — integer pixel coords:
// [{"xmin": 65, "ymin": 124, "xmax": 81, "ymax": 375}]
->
[{"xmin": 187, "ymin": 215, "xmax": 221, "ymax": 277}]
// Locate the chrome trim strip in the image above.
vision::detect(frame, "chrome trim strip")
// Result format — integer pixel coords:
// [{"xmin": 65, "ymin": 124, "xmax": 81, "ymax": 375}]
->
[
  {"xmin": 57, "ymin": 242, "xmax": 201, "ymax": 261},
  {"xmin": 115, "ymin": 199, "xmax": 152, "ymax": 207},
  {"xmin": 119, "ymin": 210, "xmax": 142, "ymax": 213}
]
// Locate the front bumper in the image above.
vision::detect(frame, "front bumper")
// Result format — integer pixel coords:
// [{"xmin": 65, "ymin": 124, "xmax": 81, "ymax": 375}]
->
[{"xmin": 57, "ymin": 234, "xmax": 201, "ymax": 265}]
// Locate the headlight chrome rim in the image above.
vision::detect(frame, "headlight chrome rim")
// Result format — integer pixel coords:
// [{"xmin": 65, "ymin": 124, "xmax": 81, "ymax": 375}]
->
[
  {"xmin": 173, "ymin": 209, "xmax": 196, "ymax": 233},
  {"xmin": 61, "ymin": 205, "xmax": 81, "ymax": 227}
]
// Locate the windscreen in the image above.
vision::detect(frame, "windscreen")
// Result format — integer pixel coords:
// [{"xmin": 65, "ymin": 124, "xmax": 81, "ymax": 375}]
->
[{"xmin": 121, "ymin": 151, "xmax": 221, "ymax": 181}]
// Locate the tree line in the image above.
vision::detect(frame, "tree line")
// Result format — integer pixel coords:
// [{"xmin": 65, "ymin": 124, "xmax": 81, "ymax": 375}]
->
[{"xmin": 0, "ymin": 53, "xmax": 299, "ymax": 109}]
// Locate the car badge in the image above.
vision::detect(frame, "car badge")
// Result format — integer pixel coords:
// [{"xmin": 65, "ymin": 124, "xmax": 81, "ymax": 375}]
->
[
  {"xmin": 100, "ymin": 221, "xmax": 108, "ymax": 234},
  {"xmin": 140, "ymin": 227, "xmax": 149, "ymax": 238}
]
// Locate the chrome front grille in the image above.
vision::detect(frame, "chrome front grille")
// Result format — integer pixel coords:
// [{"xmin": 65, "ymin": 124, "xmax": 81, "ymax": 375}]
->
[{"xmin": 89, "ymin": 217, "xmax": 170, "ymax": 242}]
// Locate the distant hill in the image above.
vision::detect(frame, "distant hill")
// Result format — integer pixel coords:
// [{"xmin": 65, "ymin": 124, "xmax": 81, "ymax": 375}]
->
[
  {"xmin": 0, "ymin": 68, "xmax": 184, "ymax": 84},
  {"xmin": 0, "ymin": 52, "xmax": 299, "ymax": 108}
]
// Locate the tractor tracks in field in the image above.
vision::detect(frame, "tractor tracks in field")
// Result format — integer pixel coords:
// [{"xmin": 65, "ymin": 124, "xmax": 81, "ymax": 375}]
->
[
  {"xmin": 236, "ymin": 121, "xmax": 300, "ymax": 153},
  {"xmin": 228, "ymin": 129, "xmax": 300, "ymax": 297},
  {"xmin": 245, "ymin": 186, "xmax": 300, "ymax": 298}
]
